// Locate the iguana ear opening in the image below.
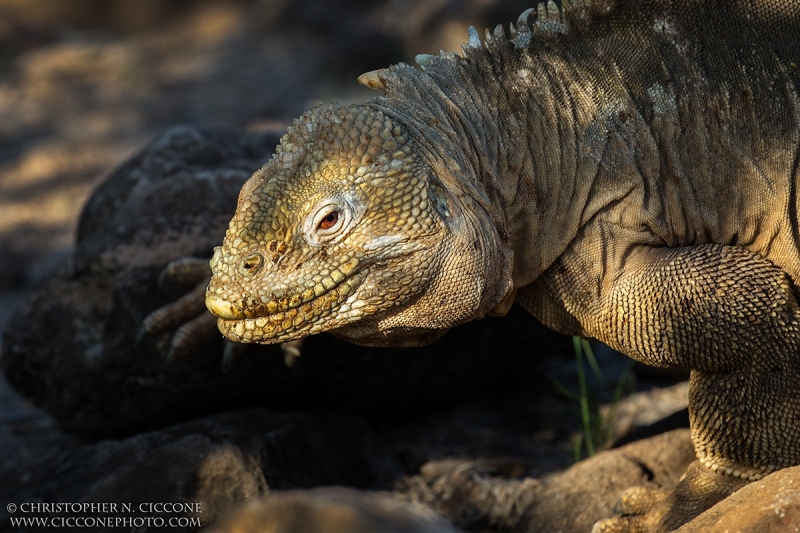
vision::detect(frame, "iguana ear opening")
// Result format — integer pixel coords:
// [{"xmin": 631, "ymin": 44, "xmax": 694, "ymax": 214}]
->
[
  {"xmin": 389, "ymin": 174, "xmax": 515, "ymax": 329},
  {"xmin": 429, "ymin": 178, "xmax": 454, "ymax": 223}
]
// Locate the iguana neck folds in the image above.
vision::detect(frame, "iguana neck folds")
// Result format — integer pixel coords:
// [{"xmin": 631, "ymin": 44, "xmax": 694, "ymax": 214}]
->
[{"xmin": 371, "ymin": 39, "xmax": 609, "ymax": 288}]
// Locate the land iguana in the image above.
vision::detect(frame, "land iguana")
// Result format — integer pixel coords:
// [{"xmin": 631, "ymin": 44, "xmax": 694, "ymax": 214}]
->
[{"xmin": 142, "ymin": 0, "xmax": 800, "ymax": 530}]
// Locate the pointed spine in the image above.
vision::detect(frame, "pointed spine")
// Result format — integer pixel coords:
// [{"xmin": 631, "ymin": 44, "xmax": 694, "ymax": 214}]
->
[
  {"xmin": 509, "ymin": 22, "xmax": 518, "ymax": 39},
  {"xmin": 493, "ymin": 24, "xmax": 505, "ymax": 41},
  {"xmin": 468, "ymin": 26, "xmax": 481, "ymax": 48},
  {"xmin": 534, "ymin": 0, "xmax": 568, "ymax": 35},
  {"xmin": 357, "ymin": 69, "xmax": 387, "ymax": 91},
  {"xmin": 462, "ymin": 26, "xmax": 483, "ymax": 57},
  {"xmin": 516, "ymin": 7, "xmax": 535, "ymax": 33},
  {"xmin": 415, "ymin": 53, "xmax": 437, "ymax": 71},
  {"xmin": 537, "ymin": 2, "xmax": 547, "ymax": 21}
]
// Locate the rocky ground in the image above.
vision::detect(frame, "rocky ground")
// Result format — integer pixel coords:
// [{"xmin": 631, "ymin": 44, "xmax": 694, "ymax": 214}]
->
[{"xmin": 1, "ymin": 2, "xmax": 797, "ymax": 532}]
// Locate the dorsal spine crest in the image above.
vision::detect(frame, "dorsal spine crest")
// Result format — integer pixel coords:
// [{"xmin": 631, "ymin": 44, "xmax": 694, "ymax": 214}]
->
[{"xmin": 374, "ymin": 2, "xmax": 623, "ymax": 94}]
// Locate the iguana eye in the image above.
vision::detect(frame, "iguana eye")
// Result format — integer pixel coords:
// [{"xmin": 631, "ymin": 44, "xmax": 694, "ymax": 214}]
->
[
  {"xmin": 304, "ymin": 201, "xmax": 349, "ymax": 244},
  {"xmin": 313, "ymin": 206, "xmax": 343, "ymax": 235},
  {"xmin": 303, "ymin": 193, "xmax": 364, "ymax": 245},
  {"xmin": 318, "ymin": 211, "xmax": 339, "ymax": 230}
]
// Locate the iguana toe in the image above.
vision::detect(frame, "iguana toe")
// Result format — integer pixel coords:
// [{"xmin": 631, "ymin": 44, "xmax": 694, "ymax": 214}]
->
[
  {"xmin": 166, "ymin": 311, "xmax": 219, "ymax": 363},
  {"xmin": 157, "ymin": 256, "xmax": 211, "ymax": 289},
  {"xmin": 137, "ymin": 279, "xmax": 209, "ymax": 345},
  {"xmin": 592, "ymin": 516, "xmax": 652, "ymax": 533},
  {"xmin": 592, "ymin": 486, "xmax": 669, "ymax": 533},
  {"xmin": 612, "ymin": 485, "xmax": 668, "ymax": 516}
]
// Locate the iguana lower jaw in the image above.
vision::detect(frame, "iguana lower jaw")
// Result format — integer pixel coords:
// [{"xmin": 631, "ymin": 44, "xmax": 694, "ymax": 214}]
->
[{"xmin": 207, "ymin": 266, "xmax": 373, "ymax": 344}]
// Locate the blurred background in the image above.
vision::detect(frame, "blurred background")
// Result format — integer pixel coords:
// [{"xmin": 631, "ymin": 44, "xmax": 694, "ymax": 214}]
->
[{"xmin": 0, "ymin": 0, "xmax": 537, "ymax": 334}]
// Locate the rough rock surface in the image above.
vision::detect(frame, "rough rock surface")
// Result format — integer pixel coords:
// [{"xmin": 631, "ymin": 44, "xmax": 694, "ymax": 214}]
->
[
  {"xmin": 1, "ymin": 125, "xmax": 559, "ymax": 440},
  {"xmin": 399, "ymin": 429, "xmax": 695, "ymax": 533},
  {"xmin": 0, "ymin": 408, "xmax": 374, "ymax": 530},
  {"xmin": 208, "ymin": 488, "xmax": 460, "ymax": 533},
  {"xmin": 3, "ymin": 418, "xmax": 798, "ymax": 533},
  {"xmin": 676, "ymin": 464, "xmax": 800, "ymax": 533}
]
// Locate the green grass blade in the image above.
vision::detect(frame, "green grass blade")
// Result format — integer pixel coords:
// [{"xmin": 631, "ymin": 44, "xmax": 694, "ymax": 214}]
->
[
  {"xmin": 581, "ymin": 338, "xmax": 606, "ymax": 388},
  {"xmin": 574, "ymin": 336, "xmax": 596, "ymax": 456}
]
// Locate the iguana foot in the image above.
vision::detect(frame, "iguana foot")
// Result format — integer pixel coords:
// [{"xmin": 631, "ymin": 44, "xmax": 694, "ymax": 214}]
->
[
  {"xmin": 165, "ymin": 310, "xmax": 219, "ymax": 363},
  {"xmin": 156, "ymin": 256, "xmax": 211, "ymax": 289},
  {"xmin": 137, "ymin": 256, "xmax": 212, "ymax": 349},
  {"xmin": 592, "ymin": 461, "xmax": 749, "ymax": 532},
  {"xmin": 137, "ymin": 279, "xmax": 209, "ymax": 346},
  {"xmin": 137, "ymin": 256, "xmax": 212, "ymax": 347},
  {"xmin": 138, "ymin": 257, "xmax": 303, "ymax": 370},
  {"xmin": 138, "ymin": 256, "xmax": 236, "ymax": 366}
]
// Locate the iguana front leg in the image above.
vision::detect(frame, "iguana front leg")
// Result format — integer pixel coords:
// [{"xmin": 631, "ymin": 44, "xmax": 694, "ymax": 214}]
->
[{"xmin": 524, "ymin": 242, "xmax": 800, "ymax": 531}]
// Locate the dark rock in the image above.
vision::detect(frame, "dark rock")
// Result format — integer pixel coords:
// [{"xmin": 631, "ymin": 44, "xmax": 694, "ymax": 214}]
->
[
  {"xmin": 1, "ymin": 124, "xmax": 563, "ymax": 439},
  {"xmin": 209, "ymin": 487, "xmax": 462, "ymax": 533},
  {"xmin": 5, "ymin": 416, "xmax": 789, "ymax": 533},
  {"xmin": 0, "ymin": 408, "xmax": 374, "ymax": 531},
  {"xmin": 676, "ymin": 464, "xmax": 800, "ymax": 533},
  {"xmin": 399, "ymin": 429, "xmax": 696, "ymax": 533}
]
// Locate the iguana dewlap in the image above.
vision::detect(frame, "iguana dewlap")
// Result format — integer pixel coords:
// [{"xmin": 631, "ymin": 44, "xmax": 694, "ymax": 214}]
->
[{"xmin": 203, "ymin": 1, "xmax": 800, "ymax": 531}]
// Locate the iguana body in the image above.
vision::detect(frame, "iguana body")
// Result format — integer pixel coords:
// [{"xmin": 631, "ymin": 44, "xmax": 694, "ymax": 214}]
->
[{"xmin": 203, "ymin": 1, "xmax": 800, "ymax": 530}]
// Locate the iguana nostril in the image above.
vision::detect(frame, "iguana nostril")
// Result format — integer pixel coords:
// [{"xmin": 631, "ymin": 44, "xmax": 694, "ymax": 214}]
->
[{"xmin": 239, "ymin": 253, "xmax": 264, "ymax": 276}]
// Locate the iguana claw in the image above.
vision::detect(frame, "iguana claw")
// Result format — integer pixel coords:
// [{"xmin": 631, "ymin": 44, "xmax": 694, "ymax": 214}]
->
[{"xmin": 138, "ymin": 256, "xmax": 226, "ymax": 364}]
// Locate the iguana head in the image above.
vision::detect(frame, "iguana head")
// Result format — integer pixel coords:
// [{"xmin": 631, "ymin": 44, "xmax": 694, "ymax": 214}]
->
[{"xmin": 206, "ymin": 103, "xmax": 513, "ymax": 346}]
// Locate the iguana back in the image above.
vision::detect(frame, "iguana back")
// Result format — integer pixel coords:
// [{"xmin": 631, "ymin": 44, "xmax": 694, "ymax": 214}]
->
[{"xmin": 562, "ymin": 0, "xmax": 800, "ymax": 282}]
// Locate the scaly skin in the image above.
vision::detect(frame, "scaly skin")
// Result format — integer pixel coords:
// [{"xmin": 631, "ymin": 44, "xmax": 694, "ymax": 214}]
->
[
  {"xmin": 205, "ymin": 104, "xmax": 513, "ymax": 347},
  {"xmin": 201, "ymin": 1, "xmax": 800, "ymax": 530}
]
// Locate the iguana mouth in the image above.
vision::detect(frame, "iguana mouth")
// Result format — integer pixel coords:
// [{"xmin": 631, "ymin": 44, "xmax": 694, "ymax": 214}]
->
[{"xmin": 210, "ymin": 268, "xmax": 369, "ymax": 343}]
